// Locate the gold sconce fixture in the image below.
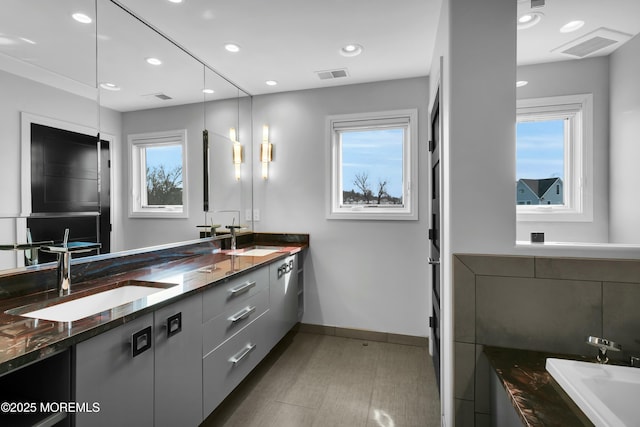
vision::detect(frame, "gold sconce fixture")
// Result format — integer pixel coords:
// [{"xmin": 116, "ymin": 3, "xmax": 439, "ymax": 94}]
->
[
  {"xmin": 230, "ymin": 128, "xmax": 243, "ymax": 181},
  {"xmin": 260, "ymin": 125, "xmax": 273, "ymax": 180}
]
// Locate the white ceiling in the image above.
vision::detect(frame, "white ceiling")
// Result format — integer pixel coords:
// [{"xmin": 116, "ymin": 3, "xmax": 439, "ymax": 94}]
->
[
  {"xmin": 516, "ymin": 0, "xmax": 640, "ymax": 66},
  {"xmin": 117, "ymin": 0, "xmax": 443, "ymax": 96},
  {"xmin": 1, "ymin": 0, "xmax": 639, "ymax": 111}
]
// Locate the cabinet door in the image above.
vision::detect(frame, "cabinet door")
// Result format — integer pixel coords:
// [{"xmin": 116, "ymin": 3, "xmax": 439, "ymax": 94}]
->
[
  {"xmin": 269, "ymin": 254, "xmax": 298, "ymax": 345},
  {"xmin": 75, "ymin": 313, "xmax": 154, "ymax": 427},
  {"xmin": 154, "ymin": 294, "xmax": 203, "ymax": 427}
]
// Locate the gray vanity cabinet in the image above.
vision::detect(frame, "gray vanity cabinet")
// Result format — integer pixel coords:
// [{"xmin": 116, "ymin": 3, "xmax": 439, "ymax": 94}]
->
[
  {"xmin": 75, "ymin": 294, "xmax": 204, "ymax": 427},
  {"xmin": 75, "ymin": 313, "xmax": 155, "ymax": 427},
  {"xmin": 153, "ymin": 293, "xmax": 203, "ymax": 427},
  {"xmin": 201, "ymin": 265, "xmax": 271, "ymax": 416},
  {"xmin": 269, "ymin": 254, "xmax": 299, "ymax": 343}
]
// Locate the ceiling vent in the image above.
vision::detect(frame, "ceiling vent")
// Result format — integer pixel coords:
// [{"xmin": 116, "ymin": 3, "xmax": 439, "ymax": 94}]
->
[
  {"xmin": 316, "ymin": 68, "xmax": 349, "ymax": 80},
  {"xmin": 143, "ymin": 93, "xmax": 173, "ymax": 101},
  {"xmin": 552, "ymin": 28, "xmax": 632, "ymax": 58}
]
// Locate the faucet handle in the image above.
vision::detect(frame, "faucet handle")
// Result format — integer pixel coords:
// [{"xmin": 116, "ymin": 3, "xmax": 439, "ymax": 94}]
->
[{"xmin": 586, "ymin": 336, "xmax": 621, "ymax": 364}]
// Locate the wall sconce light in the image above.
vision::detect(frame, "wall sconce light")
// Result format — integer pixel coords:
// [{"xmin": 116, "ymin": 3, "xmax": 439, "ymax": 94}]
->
[
  {"xmin": 260, "ymin": 125, "xmax": 273, "ymax": 180},
  {"xmin": 230, "ymin": 127, "xmax": 242, "ymax": 181}
]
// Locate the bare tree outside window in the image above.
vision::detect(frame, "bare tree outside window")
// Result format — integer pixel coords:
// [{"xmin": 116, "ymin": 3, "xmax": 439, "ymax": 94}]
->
[
  {"xmin": 146, "ymin": 165, "xmax": 183, "ymax": 205},
  {"xmin": 376, "ymin": 179, "xmax": 389, "ymax": 204},
  {"xmin": 353, "ymin": 172, "xmax": 373, "ymax": 204}
]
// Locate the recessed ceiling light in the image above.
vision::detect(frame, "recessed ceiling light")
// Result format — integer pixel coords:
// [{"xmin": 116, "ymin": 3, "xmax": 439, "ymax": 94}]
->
[
  {"xmin": 146, "ymin": 57, "xmax": 162, "ymax": 65},
  {"xmin": 72, "ymin": 13, "xmax": 92, "ymax": 24},
  {"xmin": 517, "ymin": 12, "xmax": 543, "ymax": 30},
  {"xmin": 519, "ymin": 14, "xmax": 533, "ymax": 23},
  {"xmin": 100, "ymin": 82, "xmax": 121, "ymax": 91},
  {"xmin": 224, "ymin": 43, "xmax": 240, "ymax": 53},
  {"xmin": 265, "ymin": 80, "xmax": 278, "ymax": 86},
  {"xmin": 560, "ymin": 20, "xmax": 585, "ymax": 33},
  {"xmin": 340, "ymin": 43, "xmax": 363, "ymax": 57},
  {"xmin": 516, "ymin": 80, "xmax": 528, "ymax": 87},
  {"xmin": 167, "ymin": 0, "xmax": 183, "ymax": 3},
  {"xmin": 202, "ymin": 88, "xmax": 214, "ymax": 94}
]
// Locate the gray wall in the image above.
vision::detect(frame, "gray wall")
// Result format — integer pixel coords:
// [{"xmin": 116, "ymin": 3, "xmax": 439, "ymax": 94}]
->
[
  {"xmin": 431, "ymin": 0, "xmax": 517, "ymax": 424},
  {"xmin": 453, "ymin": 253, "xmax": 640, "ymax": 426},
  {"xmin": 251, "ymin": 77, "xmax": 431, "ymax": 337},
  {"xmin": 120, "ymin": 103, "xmax": 205, "ymax": 249},
  {"xmin": 516, "ymin": 57, "xmax": 610, "ymax": 243},
  {"xmin": 610, "ymin": 34, "xmax": 640, "ymax": 243}
]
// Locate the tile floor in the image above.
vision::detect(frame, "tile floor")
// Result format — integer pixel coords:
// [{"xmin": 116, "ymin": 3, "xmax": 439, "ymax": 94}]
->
[{"xmin": 202, "ymin": 331, "xmax": 441, "ymax": 427}]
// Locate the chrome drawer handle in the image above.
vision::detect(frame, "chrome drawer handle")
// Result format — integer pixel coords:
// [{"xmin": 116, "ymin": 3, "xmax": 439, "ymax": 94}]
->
[
  {"xmin": 428, "ymin": 258, "xmax": 440, "ymax": 265},
  {"xmin": 229, "ymin": 343, "xmax": 256, "ymax": 366},
  {"xmin": 229, "ymin": 281, "xmax": 256, "ymax": 296},
  {"xmin": 229, "ymin": 306, "xmax": 256, "ymax": 323}
]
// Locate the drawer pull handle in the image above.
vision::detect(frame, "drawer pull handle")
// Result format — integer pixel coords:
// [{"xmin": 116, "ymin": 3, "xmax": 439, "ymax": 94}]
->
[
  {"xmin": 166, "ymin": 312, "xmax": 182, "ymax": 338},
  {"xmin": 229, "ymin": 343, "xmax": 256, "ymax": 366},
  {"xmin": 229, "ymin": 306, "xmax": 256, "ymax": 323},
  {"xmin": 131, "ymin": 326, "xmax": 152, "ymax": 358},
  {"xmin": 229, "ymin": 281, "xmax": 256, "ymax": 296}
]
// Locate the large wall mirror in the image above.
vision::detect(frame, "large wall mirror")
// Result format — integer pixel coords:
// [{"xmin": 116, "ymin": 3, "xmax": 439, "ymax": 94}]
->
[
  {"xmin": 515, "ymin": 0, "xmax": 640, "ymax": 245},
  {"xmin": 0, "ymin": 0, "xmax": 253, "ymax": 272}
]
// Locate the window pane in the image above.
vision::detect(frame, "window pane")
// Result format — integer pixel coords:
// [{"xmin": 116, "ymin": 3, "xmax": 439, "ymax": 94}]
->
[
  {"xmin": 340, "ymin": 128, "xmax": 404, "ymax": 206},
  {"xmin": 516, "ymin": 119, "xmax": 564, "ymax": 206},
  {"xmin": 144, "ymin": 144, "xmax": 183, "ymax": 206}
]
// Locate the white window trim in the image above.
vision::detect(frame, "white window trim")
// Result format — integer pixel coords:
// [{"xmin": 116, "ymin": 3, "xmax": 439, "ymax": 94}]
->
[
  {"xmin": 516, "ymin": 94, "xmax": 593, "ymax": 222},
  {"xmin": 326, "ymin": 109, "xmax": 418, "ymax": 220},
  {"xmin": 128, "ymin": 129, "xmax": 188, "ymax": 219}
]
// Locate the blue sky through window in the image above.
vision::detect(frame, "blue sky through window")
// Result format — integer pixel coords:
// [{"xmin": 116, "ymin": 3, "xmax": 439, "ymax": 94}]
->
[
  {"xmin": 341, "ymin": 128, "xmax": 403, "ymax": 199},
  {"xmin": 516, "ymin": 119, "xmax": 564, "ymax": 181}
]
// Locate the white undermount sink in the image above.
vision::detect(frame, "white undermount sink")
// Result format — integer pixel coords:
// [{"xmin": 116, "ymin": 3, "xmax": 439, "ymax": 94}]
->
[
  {"xmin": 230, "ymin": 247, "xmax": 281, "ymax": 257},
  {"xmin": 546, "ymin": 358, "xmax": 640, "ymax": 427},
  {"xmin": 19, "ymin": 285, "xmax": 167, "ymax": 322}
]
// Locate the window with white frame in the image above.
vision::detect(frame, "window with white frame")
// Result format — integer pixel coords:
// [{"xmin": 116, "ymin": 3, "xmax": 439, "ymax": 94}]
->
[
  {"xmin": 327, "ymin": 109, "xmax": 418, "ymax": 220},
  {"xmin": 129, "ymin": 129, "xmax": 188, "ymax": 218},
  {"xmin": 516, "ymin": 94, "xmax": 593, "ymax": 222}
]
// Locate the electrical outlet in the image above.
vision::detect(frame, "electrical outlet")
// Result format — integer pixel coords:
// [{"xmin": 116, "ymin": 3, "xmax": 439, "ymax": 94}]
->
[
  {"xmin": 245, "ymin": 209, "xmax": 252, "ymax": 221},
  {"xmin": 253, "ymin": 209, "xmax": 260, "ymax": 221}
]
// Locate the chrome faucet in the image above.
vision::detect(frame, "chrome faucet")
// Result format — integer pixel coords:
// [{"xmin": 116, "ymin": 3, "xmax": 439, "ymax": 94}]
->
[
  {"xmin": 56, "ymin": 229, "xmax": 71, "ymax": 297},
  {"xmin": 586, "ymin": 336, "xmax": 622, "ymax": 364},
  {"xmin": 40, "ymin": 229, "xmax": 100, "ymax": 297},
  {"xmin": 227, "ymin": 218, "xmax": 241, "ymax": 251}
]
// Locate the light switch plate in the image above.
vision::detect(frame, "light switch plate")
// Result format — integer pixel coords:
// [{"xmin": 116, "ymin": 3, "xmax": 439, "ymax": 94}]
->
[
  {"xmin": 245, "ymin": 209, "xmax": 252, "ymax": 221},
  {"xmin": 253, "ymin": 209, "xmax": 260, "ymax": 221}
]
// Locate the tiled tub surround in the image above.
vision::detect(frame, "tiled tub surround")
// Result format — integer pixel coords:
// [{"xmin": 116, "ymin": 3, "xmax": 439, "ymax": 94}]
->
[
  {"xmin": 0, "ymin": 233, "xmax": 308, "ymax": 375},
  {"xmin": 453, "ymin": 254, "xmax": 640, "ymax": 426}
]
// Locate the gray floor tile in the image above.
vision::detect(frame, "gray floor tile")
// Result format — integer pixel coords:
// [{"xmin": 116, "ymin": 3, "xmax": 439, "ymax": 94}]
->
[{"xmin": 202, "ymin": 331, "xmax": 441, "ymax": 427}]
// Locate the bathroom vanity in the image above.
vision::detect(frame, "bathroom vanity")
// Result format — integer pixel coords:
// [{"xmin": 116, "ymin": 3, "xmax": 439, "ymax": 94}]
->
[{"xmin": 0, "ymin": 233, "xmax": 308, "ymax": 426}]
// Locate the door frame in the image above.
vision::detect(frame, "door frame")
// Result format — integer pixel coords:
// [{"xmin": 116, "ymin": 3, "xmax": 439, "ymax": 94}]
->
[
  {"xmin": 428, "ymin": 59, "xmax": 444, "ymax": 396},
  {"xmin": 18, "ymin": 112, "xmax": 115, "ymax": 266}
]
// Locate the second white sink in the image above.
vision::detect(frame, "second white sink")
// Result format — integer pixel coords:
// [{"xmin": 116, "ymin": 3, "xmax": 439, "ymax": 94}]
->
[{"xmin": 21, "ymin": 285, "xmax": 167, "ymax": 322}]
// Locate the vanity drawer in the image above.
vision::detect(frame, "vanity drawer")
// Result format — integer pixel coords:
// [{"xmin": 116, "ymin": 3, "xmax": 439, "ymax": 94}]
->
[
  {"xmin": 202, "ymin": 266, "xmax": 268, "ymax": 322},
  {"xmin": 202, "ymin": 288, "xmax": 269, "ymax": 356},
  {"xmin": 202, "ymin": 311, "xmax": 269, "ymax": 416}
]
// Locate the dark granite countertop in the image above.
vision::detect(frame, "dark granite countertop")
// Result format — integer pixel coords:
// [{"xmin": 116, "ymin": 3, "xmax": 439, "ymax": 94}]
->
[
  {"xmin": 484, "ymin": 346, "xmax": 595, "ymax": 427},
  {"xmin": 0, "ymin": 237, "xmax": 307, "ymax": 376}
]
